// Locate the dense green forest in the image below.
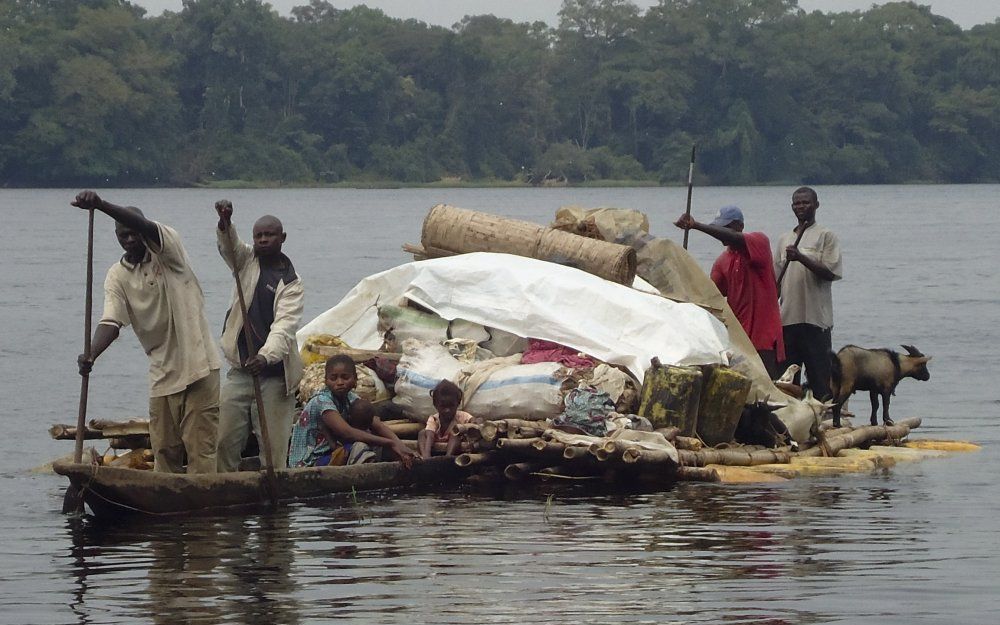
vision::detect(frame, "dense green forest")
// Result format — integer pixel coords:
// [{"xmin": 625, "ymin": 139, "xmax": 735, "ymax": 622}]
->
[{"xmin": 2, "ymin": 0, "xmax": 999, "ymax": 186}]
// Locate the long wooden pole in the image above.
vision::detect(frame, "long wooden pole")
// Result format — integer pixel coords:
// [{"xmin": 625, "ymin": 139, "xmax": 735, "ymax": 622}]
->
[
  {"xmin": 73, "ymin": 209, "xmax": 94, "ymax": 464},
  {"xmin": 221, "ymin": 228, "xmax": 279, "ymax": 507},
  {"xmin": 775, "ymin": 220, "xmax": 812, "ymax": 290},
  {"xmin": 682, "ymin": 144, "xmax": 696, "ymax": 250}
]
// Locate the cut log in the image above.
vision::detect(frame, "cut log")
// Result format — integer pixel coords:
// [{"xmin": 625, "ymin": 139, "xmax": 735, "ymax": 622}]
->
[
  {"xmin": 49, "ymin": 424, "xmax": 103, "ymax": 440},
  {"xmin": 90, "ymin": 419, "xmax": 150, "ymax": 437}
]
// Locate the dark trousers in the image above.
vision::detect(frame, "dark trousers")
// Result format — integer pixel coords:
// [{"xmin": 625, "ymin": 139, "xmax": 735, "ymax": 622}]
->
[{"xmin": 781, "ymin": 323, "xmax": 832, "ymax": 400}]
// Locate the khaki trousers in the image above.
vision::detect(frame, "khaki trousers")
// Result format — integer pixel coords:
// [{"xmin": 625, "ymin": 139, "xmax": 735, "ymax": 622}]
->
[
  {"xmin": 216, "ymin": 368, "xmax": 296, "ymax": 472},
  {"xmin": 148, "ymin": 369, "xmax": 220, "ymax": 474}
]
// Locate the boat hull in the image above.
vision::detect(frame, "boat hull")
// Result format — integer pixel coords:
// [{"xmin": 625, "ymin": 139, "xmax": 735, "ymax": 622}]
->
[{"xmin": 53, "ymin": 457, "xmax": 469, "ymax": 519}]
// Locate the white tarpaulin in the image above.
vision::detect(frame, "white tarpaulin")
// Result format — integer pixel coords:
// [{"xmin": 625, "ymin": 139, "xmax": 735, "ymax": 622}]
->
[{"xmin": 297, "ymin": 252, "xmax": 731, "ymax": 382}]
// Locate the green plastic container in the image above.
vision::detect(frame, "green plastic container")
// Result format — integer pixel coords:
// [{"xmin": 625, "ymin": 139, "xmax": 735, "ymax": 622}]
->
[
  {"xmin": 696, "ymin": 364, "xmax": 752, "ymax": 445},
  {"xmin": 637, "ymin": 360, "xmax": 703, "ymax": 436}
]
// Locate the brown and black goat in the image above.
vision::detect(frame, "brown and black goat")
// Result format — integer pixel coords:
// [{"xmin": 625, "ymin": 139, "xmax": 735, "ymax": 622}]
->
[{"xmin": 830, "ymin": 344, "xmax": 932, "ymax": 427}]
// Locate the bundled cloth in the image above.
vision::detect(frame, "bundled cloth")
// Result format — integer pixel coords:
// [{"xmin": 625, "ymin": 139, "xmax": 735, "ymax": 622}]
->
[
  {"xmin": 551, "ymin": 386, "xmax": 652, "ymax": 437},
  {"xmin": 521, "ymin": 338, "xmax": 596, "ymax": 369}
]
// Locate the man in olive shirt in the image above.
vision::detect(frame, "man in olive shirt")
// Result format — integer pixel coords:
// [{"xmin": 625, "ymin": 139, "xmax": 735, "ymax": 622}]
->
[
  {"xmin": 73, "ymin": 191, "xmax": 221, "ymax": 473},
  {"xmin": 774, "ymin": 186, "xmax": 843, "ymax": 400}
]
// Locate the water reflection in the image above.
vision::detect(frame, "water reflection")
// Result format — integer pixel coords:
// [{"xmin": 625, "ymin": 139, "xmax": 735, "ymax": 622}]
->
[
  {"xmin": 67, "ymin": 511, "xmax": 301, "ymax": 625},
  {"xmin": 56, "ymin": 475, "xmax": 952, "ymax": 625}
]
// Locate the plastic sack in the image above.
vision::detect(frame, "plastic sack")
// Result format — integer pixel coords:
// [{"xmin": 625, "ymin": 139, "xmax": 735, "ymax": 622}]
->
[
  {"xmin": 392, "ymin": 339, "xmax": 464, "ymax": 421},
  {"xmin": 481, "ymin": 327, "xmax": 529, "ymax": 357},
  {"xmin": 463, "ymin": 361, "xmax": 569, "ymax": 421},
  {"xmin": 378, "ymin": 304, "xmax": 490, "ymax": 347},
  {"xmin": 378, "ymin": 304, "xmax": 450, "ymax": 344}
]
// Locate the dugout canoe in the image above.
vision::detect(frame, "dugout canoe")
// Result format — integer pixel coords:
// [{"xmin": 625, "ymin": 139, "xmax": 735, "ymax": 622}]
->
[{"xmin": 53, "ymin": 456, "xmax": 470, "ymax": 519}]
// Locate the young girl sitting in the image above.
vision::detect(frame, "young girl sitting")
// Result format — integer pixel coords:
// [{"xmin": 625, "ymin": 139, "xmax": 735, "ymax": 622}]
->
[
  {"xmin": 288, "ymin": 355, "xmax": 418, "ymax": 468},
  {"xmin": 418, "ymin": 379, "xmax": 476, "ymax": 459}
]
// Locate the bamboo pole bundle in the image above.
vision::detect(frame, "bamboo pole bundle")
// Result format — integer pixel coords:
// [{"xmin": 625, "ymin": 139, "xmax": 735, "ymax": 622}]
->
[
  {"xmin": 418, "ymin": 204, "xmax": 638, "ymax": 285},
  {"xmin": 452, "ymin": 423, "xmax": 484, "ymax": 441},
  {"xmin": 511, "ymin": 425, "xmax": 544, "ymax": 439},
  {"xmin": 678, "ymin": 447, "xmax": 792, "ymax": 468},
  {"xmin": 562, "ymin": 445, "xmax": 591, "ymax": 460},
  {"xmin": 401, "ymin": 440, "xmax": 452, "ymax": 454},
  {"xmin": 479, "ymin": 422, "xmax": 500, "ymax": 442},
  {"xmin": 496, "ymin": 438, "xmax": 540, "ymax": 452},
  {"xmin": 503, "ymin": 462, "xmax": 551, "ymax": 481},
  {"xmin": 798, "ymin": 418, "xmax": 920, "ymax": 458},
  {"xmin": 590, "ymin": 446, "xmax": 617, "ymax": 462},
  {"xmin": 621, "ymin": 448, "xmax": 677, "ymax": 466},
  {"xmin": 494, "ymin": 437, "xmax": 567, "ymax": 462},
  {"xmin": 382, "ymin": 421, "xmax": 424, "ymax": 438},
  {"xmin": 455, "ymin": 452, "xmax": 497, "ymax": 467},
  {"xmin": 499, "ymin": 418, "xmax": 548, "ymax": 431}
]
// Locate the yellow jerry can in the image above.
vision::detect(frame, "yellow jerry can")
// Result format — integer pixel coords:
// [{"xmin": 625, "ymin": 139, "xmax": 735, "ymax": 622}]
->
[
  {"xmin": 696, "ymin": 364, "xmax": 752, "ymax": 446},
  {"xmin": 637, "ymin": 358, "xmax": 703, "ymax": 436}
]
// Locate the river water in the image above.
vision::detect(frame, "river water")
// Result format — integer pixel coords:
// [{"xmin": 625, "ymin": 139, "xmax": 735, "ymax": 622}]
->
[{"xmin": 1, "ymin": 186, "xmax": 997, "ymax": 624}]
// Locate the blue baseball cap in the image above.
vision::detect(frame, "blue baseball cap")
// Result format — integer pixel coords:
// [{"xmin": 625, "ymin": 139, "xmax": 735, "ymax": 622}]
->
[{"xmin": 710, "ymin": 205, "xmax": 744, "ymax": 227}]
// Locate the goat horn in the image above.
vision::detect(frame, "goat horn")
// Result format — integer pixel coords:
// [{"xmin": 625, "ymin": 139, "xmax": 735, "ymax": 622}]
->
[{"xmin": 901, "ymin": 344, "xmax": 924, "ymax": 356}]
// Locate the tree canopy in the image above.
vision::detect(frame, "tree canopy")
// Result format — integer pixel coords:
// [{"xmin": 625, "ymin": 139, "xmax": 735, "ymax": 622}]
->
[{"xmin": 2, "ymin": 0, "xmax": 999, "ymax": 186}]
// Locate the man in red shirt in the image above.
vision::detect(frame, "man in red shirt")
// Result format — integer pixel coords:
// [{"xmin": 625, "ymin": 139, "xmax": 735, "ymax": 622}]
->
[{"xmin": 675, "ymin": 206, "xmax": 784, "ymax": 378}]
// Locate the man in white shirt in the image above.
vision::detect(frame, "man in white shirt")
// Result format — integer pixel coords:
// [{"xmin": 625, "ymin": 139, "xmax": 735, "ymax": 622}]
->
[
  {"xmin": 774, "ymin": 186, "xmax": 843, "ymax": 400},
  {"xmin": 73, "ymin": 191, "xmax": 221, "ymax": 474}
]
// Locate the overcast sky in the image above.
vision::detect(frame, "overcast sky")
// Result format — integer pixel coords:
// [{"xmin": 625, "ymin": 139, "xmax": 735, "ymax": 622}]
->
[{"xmin": 129, "ymin": 0, "xmax": 1000, "ymax": 29}]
